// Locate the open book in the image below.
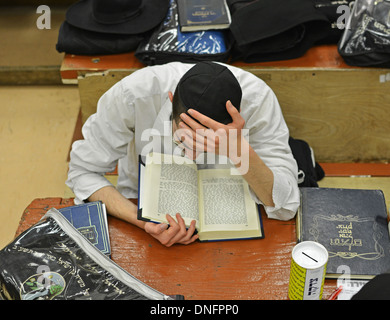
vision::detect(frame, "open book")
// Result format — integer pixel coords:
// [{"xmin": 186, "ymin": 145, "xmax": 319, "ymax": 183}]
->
[{"xmin": 137, "ymin": 153, "xmax": 264, "ymax": 242}]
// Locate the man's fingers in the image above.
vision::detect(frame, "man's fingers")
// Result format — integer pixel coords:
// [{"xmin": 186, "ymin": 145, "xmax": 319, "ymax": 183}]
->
[
  {"xmin": 226, "ymin": 100, "xmax": 245, "ymax": 128},
  {"xmin": 178, "ymin": 121, "xmax": 226, "ymax": 154},
  {"xmin": 183, "ymin": 109, "xmax": 220, "ymax": 131},
  {"xmin": 164, "ymin": 214, "xmax": 189, "ymax": 247},
  {"xmin": 175, "ymin": 219, "xmax": 199, "ymax": 245},
  {"xmin": 180, "ymin": 234, "xmax": 199, "ymax": 245},
  {"xmin": 145, "ymin": 214, "xmax": 198, "ymax": 247},
  {"xmin": 176, "ymin": 125, "xmax": 208, "ymax": 155},
  {"xmin": 179, "ymin": 113, "xmax": 205, "ymax": 134},
  {"xmin": 144, "ymin": 221, "xmax": 168, "ymax": 236},
  {"xmin": 182, "ymin": 220, "xmax": 199, "ymax": 243}
]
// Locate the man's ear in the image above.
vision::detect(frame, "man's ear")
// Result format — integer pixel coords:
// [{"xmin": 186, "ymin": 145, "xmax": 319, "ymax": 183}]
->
[{"xmin": 168, "ymin": 91, "xmax": 174, "ymax": 103}]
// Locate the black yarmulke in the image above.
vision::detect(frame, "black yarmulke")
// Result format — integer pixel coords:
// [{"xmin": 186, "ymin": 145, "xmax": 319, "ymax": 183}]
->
[{"xmin": 177, "ymin": 62, "xmax": 242, "ymax": 124}]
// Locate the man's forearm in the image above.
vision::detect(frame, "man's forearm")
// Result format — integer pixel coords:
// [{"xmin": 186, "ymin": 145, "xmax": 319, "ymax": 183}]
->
[
  {"xmin": 236, "ymin": 142, "xmax": 275, "ymax": 207},
  {"xmin": 88, "ymin": 186, "xmax": 146, "ymax": 229},
  {"xmin": 88, "ymin": 185, "xmax": 199, "ymax": 246}
]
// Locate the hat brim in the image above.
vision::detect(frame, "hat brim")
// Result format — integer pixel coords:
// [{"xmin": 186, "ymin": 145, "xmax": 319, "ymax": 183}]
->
[
  {"xmin": 66, "ymin": 0, "xmax": 170, "ymax": 35},
  {"xmin": 230, "ymin": 0, "xmax": 329, "ymax": 46}
]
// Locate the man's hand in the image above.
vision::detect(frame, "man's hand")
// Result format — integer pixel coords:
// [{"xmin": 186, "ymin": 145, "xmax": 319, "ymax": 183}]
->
[
  {"xmin": 176, "ymin": 100, "xmax": 248, "ymax": 164},
  {"xmin": 144, "ymin": 213, "xmax": 199, "ymax": 247},
  {"xmin": 88, "ymin": 186, "xmax": 199, "ymax": 247},
  {"xmin": 175, "ymin": 100, "xmax": 275, "ymax": 206}
]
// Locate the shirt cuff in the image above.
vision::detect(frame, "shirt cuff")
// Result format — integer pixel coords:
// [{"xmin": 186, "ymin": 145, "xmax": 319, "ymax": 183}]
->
[
  {"xmin": 249, "ymin": 170, "xmax": 299, "ymax": 221},
  {"xmin": 67, "ymin": 173, "xmax": 114, "ymax": 204}
]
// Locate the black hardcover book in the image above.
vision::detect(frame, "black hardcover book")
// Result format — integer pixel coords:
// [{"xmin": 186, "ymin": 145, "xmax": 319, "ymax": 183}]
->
[
  {"xmin": 297, "ymin": 187, "xmax": 390, "ymax": 279},
  {"xmin": 177, "ymin": 0, "xmax": 231, "ymax": 32}
]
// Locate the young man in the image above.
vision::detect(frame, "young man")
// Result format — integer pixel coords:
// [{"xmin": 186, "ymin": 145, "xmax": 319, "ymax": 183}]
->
[{"xmin": 66, "ymin": 61, "xmax": 300, "ymax": 247}]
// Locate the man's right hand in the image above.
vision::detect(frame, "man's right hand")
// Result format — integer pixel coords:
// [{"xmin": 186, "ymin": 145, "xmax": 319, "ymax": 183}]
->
[{"xmin": 144, "ymin": 213, "xmax": 199, "ymax": 247}]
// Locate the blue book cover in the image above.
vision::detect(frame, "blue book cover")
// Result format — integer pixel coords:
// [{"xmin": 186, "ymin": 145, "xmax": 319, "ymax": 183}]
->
[
  {"xmin": 177, "ymin": 0, "xmax": 231, "ymax": 32},
  {"xmin": 58, "ymin": 201, "xmax": 111, "ymax": 256}
]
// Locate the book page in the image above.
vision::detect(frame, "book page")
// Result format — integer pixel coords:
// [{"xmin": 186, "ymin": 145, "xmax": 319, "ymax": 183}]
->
[
  {"xmin": 141, "ymin": 153, "xmax": 199, "ymax": 227},
  {"xmin": 202, "ymin": 177, "xmax": 247, "ymax": 225},
  {"xmin": 198, "ymin": 169, "xmax": 258, "ymax": 232},
  {"xmin": 157, "ymin": 162, "xmax": 199, "ymax": 223},
  {"xmin": 336, "ymin": 278, "xmax": 368, "ymax": 300}
]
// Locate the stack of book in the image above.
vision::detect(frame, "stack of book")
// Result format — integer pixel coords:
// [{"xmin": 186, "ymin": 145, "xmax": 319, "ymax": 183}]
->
[{"xmin": 58, "ymin": 201, "xmax": 111, "ymax": 257}]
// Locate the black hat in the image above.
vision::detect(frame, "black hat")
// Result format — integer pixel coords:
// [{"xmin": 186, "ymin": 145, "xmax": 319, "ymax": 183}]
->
[
  {"xmin": 66, "ymin": 0, "xmax": 170, "ymax": 35},
  {"xmin": 177, "ymin": 62, "xmax": 242, "ymax": 124},
  {"xmin": 229, "ymin": 0, "xmax": 330, "ymax": 62}
]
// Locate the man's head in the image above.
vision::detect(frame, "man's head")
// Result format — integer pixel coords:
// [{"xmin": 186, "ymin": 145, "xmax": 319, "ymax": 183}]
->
[{"xmin": 172, "ymin": 62, "xmax": 242, "ymax": 127}]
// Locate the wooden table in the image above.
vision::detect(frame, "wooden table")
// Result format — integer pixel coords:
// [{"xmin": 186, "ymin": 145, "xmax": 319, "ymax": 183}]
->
[{"xmin": 16, "ymin": 198, "xmax": 337, "ymax": 300}]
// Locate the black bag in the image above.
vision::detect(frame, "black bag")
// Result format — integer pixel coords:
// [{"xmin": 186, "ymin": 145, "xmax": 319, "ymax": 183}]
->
[
  {"xmin": 135, "ymin": 0, "xmax": 231, "ymax": 65},
  {"xmin": 0, "ymin": 209, "xmax": 180, "ymax": 300},
  {"xmin": 311, "ymin": 0, "xmax": 355, "ymax": 44},
  {"xmin": 227, "ymin": 0, "xmax": 330, "ymax": 63},
  {"xmin": 289, "ymin": 137, "xmax": 325, "ymax": 187},
  {"xmin": 338, "ymin": 0, "xmax": 390, "ymax": 67}
]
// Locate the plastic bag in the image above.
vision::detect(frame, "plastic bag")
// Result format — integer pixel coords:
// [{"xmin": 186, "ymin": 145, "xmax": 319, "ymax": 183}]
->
[
  {"xmin": 135, "ymin": 0, "xmax": 230, "ymax": 65},
  {"xmin": 311, "ymin": 0, "xmax": 355, "ymax": 43},
  {"xmin": 0, "ymin": 209, "xmax": 179, "ymax": 300},
  {"xmin": 338, "ymin": 0, "xmax": 390, "ymax": 67}
]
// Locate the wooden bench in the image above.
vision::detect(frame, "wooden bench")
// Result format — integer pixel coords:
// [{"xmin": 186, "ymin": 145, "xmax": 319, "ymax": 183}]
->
[{"xmin": 61, "ymin": 45, "xmax": 390, "ymax": 163}]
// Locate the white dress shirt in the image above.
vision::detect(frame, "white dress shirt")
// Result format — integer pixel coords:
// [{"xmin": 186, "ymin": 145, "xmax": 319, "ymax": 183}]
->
[{"xmin": 66, "ymin": 62, "xmax": 300, "ymax": 221}]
